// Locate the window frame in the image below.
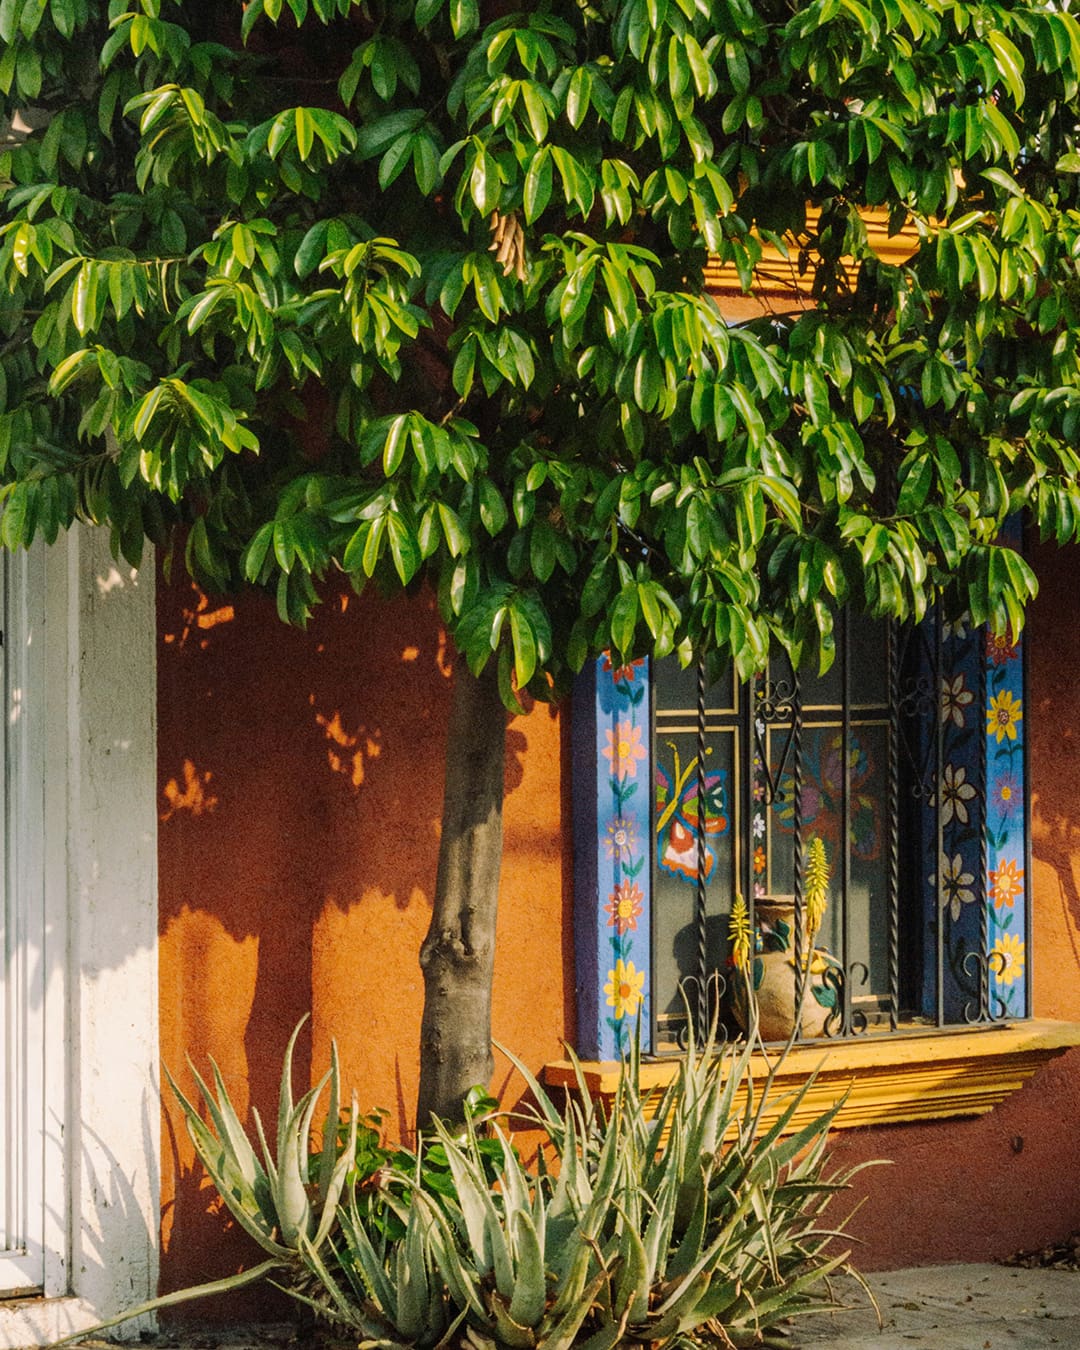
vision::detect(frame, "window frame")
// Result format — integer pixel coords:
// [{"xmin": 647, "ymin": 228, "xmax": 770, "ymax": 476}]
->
[{"xmin": 571, "ymin": 609, "xmax": 1032, "ymax": 1064}]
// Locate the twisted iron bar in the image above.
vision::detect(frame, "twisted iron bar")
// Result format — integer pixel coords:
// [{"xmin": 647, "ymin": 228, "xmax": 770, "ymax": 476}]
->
[
  {"xmin": 888, "ymin": 620, "xmax": 901, "ymax": 1031},
  {"xmin": 694, "ymin": 657, "xmax": 709, "ymax": 1041},
  {"xmin": 977, "ymin": 633, "xmax": 990, "ymax": 1023}
]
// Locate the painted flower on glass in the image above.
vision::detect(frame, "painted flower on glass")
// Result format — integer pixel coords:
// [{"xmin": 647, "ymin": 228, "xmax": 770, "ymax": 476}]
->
[
  {"xmin": 942, "ymin": 613, "xmax": 969, "ymax": 640},
  {"xmin": 773, "ymin": 731, "xmax": 880, "ymax": 861},
  {"xmin": 941, "ymin": 674, "xmax": 974, "ymax": 729},
  {"xmin": 752, "ymin": 813, "xmax": 766, "ymax": 838},
  {"xmin": 753, "ymin": 845, "xmax": 766, "ymax": 876},
  {"xmin": 604, "ymin": 880, "xmax": 644, "ymax": 934},
  {"xmin": 992, "ymin": 773, "xmax": 1018, "ymax": 819},
  {"xmin": 986, "ymin": 629, "xmax": 1018, "ymax": 666},
  {"xmin": 753, "ymin": 881, "xmax": 766, "ymax": 898},
  {"xmin": 655, "ymin": 747, "xmax": 728, "ymax": 883},
  {"xmin": 604, "ymin": 816, "xmax": 638, "ymax": 863},
  {"xmin": 991, "ymin": 933, "xmax": 1026, "ymax": 988},
  {"xmin": 987, "ymin": 690, "xmax": 1023, "ymax": 744},
  {"xmin": 990, "ymin": 857, "xmax": 1025, "ymax": 910},
  {"xmin": 604, "ymin": 959, "xmax": 645, "ymax": 1019},
  {"xmin": 940, "ymin": 763, "xmax": 977, "ymax": 826},
  {"xmin": 603, "ymin": 720, "xmax": 646, "ymax": 779},
  {"xmin": 934, "ymin": 852, "xmax": 976, "ymax": 921},
  {"xmin": 602, "ymin": 655, "xmax": 645, "ymax": 685}
]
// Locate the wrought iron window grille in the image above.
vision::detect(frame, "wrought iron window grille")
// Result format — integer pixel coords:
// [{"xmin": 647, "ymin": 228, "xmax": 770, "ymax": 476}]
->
[{"xmin": 648, "ymin": 606, "xmax": 1031, "ymax": 1055}]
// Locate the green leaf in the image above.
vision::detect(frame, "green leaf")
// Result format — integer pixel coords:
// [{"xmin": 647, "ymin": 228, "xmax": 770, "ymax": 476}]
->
[
  {"xmin": 387, "ymin": 513, "xmax": 420, "ymax": 584},
  {"xmin": 524, "ymin": 148, "xmax": 553, "ymax": 223},
  {"xmin": 509, "ymin": 602, "xmax": 537, "ymax": 686},
  {"xmin": 475, "ymin": 481, "xmax": 506, "ymax": 536},
  {"xmin": 985, "ymin": 30, "xmax": 1025, "ymax": 108},
  {"xmin": 610, "ymin": 585, "xmax": 638, "ymax": 654}
]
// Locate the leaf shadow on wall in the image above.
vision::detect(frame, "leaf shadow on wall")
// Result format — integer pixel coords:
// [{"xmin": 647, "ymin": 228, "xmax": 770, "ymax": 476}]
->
[
  {"xmin": 1028, "ymin": 539, "xmax": 1080, "ymax": 998},
  {"xmin": 156, "ymin": 571, "xmax": 530, "ymax": 1309}
]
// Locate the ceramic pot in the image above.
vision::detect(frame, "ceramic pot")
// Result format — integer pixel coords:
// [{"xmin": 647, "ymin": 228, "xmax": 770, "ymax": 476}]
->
[{"xmin": 733, "ymin": 894, "xmax": 841, "ymax": 1041}]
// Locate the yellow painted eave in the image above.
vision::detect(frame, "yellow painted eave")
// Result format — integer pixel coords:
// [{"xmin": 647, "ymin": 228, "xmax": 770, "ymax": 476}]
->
[{"xmin": 704, "ymin": 205, "xmax": 923, "ymax": 317}]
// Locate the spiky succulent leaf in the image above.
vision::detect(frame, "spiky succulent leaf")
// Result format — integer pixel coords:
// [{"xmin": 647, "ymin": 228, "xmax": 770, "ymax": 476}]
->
[{"xmin": 316, "ymin": 1037, "xmax": 342, "ymax": 1198}]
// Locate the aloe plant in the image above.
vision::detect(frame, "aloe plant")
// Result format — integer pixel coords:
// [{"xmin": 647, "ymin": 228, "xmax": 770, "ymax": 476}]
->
[
  {"xmin": 63, "ymin": 1012, "xmax": 872, "ymax": 1350},
  {"xmin": 419, "ymin": 1111, "xmax": 627, "ymax": 1350},
  {"xmin": 57, "ymin": 1017, "xmax": 357, "ymax": 1345},
  {"xmin": 500, "ymin": 1014, "xmax": 873, "ymax": 1349},
  {"xmin": 289, "ymin": 1184, "xmax": 461, "ymax": 1348},
  {"xmin": 165, "ymin": 1014, "xmax": 357, "ymax": 1259}
]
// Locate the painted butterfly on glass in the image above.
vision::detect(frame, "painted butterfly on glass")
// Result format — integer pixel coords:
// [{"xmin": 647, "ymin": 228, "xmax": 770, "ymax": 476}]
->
[{"xmin": 655, "ymin": 744, "xmax": 729, "ymax": 882}]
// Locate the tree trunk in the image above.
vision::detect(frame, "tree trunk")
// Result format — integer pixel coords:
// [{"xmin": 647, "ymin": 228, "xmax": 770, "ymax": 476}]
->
[{"xmin": 416, "ymin": 658, "xmax": 507, "ymax": 1128}]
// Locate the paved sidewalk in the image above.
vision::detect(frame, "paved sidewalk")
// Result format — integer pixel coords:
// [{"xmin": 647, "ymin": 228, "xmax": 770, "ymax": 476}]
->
[
  {"xmin": 81, "ymin": 1263, "xmax": 1080, "ymax": 1350},
  {"xmin": 793, "ymin": 1263, "xmax": 1080, "ymax": 1348}
]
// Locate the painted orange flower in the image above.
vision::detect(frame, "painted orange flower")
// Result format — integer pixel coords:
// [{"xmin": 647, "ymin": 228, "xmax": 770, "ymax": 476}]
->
[
  {"xmin": 991, "ymin": 933, "xmax": 1026, "ymax": 988},
  {"xmin": 986, "ymin": 629, "xmax": 1018, "ymax": 665},
  {"xmin": 990, "ymin": 857, "xmax": 1024, "ymax": 909},
  {"xmin": 987, "ymin": 690, "xmax": 1023, "ymax": 744},
  {"xmin": 604, "ymin": 959, "xmax": 645, "ymax": 1019},
  {"xmin": 753, "ymin": 845, "xmax": 766, "ymax": 876},
  {"xmin": 605, "ymin": 880, "xmax": 644, "ymax": 934},
  {"xmin": 603, "ymin": 719, "xmax": 646, "ymax": 779},
  {"xmin": 602, "ymin": 655, "xmax": 645, "ymax": 684}
]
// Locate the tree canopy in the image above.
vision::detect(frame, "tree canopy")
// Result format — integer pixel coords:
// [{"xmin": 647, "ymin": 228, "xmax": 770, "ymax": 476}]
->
[
  {"xmin": 8, "ymin": 0, "xmax": 1080, "ymax": 1121},
  {"xmin": 5, "ymin": 0, "xmax": 1080, "ymax": 701}
]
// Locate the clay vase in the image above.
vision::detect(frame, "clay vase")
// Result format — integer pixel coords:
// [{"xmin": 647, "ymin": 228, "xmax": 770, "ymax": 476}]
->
[{"xmin": 733, "ymin": 894, "xmax": 841, "ymax": 1041}]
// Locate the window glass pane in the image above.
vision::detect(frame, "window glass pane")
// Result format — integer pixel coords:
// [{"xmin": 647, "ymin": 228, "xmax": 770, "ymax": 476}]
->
[
  {"xmin": 652, "ymin": 727, "xmax": 736, "ymax": 1048},
  {"xmin": 850, "ymin": 616, "xmax": 890, "ymax": 706},
  {"xmin": 654, "ymin": 660, "xmax": 735, "ymax": 713}
]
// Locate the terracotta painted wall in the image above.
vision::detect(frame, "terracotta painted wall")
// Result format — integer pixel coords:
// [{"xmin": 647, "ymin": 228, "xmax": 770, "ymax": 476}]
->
[
  {"xmin": 157, "ymin": 572, "xmax": 573, "ymax": 1302},
  {"xmin": 830, "ymin": 539, "xmax": 1080, "ymax": 1269},
  {"xmin": 158, "ymin": 540, "xmax": 1080, "ymax": 1299}
]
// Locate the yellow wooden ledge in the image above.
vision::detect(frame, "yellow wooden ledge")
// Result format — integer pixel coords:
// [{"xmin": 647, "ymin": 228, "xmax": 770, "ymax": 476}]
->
[{"xmin": 542, "ymin": 1020, "xmax": 1080, "ymax": 1134}]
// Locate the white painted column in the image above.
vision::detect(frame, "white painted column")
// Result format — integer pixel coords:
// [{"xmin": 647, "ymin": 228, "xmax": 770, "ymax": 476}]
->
[{"xmin": 0, "ymin": 527, "xmax": 159, "ymax": 1348}]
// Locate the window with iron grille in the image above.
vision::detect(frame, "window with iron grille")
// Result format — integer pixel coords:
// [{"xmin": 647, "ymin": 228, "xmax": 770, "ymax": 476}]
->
[{"xmin": 572, "ymin": 600, "xmax": 1029, "ymax": 1061}]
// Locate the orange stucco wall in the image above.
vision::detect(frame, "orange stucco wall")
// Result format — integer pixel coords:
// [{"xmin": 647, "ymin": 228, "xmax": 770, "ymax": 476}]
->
[
  {"xmin": 158, "ymin": 541, "xmax": 1080, "ymax": 1300},
  {"xmin": 157, "ymin": 573, "xmax": 572, "ymax": 1301},
  {"xmin": 826, "ymin": 539, "xmax": 1080, "ymax": 1269}
]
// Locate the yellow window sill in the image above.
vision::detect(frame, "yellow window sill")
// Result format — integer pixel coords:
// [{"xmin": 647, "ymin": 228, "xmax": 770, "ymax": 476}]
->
[{"xmin": 542, "ymin": 1020, "xmax": 1080, "ymax": 1133}]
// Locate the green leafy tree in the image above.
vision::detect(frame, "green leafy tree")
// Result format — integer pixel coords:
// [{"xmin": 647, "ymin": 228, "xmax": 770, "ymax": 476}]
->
[{"xmin": 4, "ymin": 0, "xmax": 1080, "ymax": 1122}]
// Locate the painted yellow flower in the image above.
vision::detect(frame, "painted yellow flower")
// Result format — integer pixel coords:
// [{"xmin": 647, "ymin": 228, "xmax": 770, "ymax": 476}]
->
[
  {"xmin": 992, "ymin": 933, "xmax": 1026, "ymax": 988},
  {"xmin": 990, "ymin": 857, "xmax": 1024, "ymax": 910},
  {"xmin": 603, "ymin": 719, "xmax": 646, "ymax": 780},
  {"xmin": 987, "ymin": 689, "xmax": 1023, "ymax": 744},
  {"xmin": 604, "ymin": 959, "xmax": 645, "ymax": 1019}
]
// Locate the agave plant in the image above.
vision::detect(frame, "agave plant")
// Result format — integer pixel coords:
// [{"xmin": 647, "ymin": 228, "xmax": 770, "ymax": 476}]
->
[
  {"xmin": 56, "ymin": 1017, "xmax": 357, "ymax": 1344},
  {"xmin": 501, "ymin": 1011, "xmax": 873, "ymax": 1350},
  {"xmin": 289, "ymin": 1182, "xmax": 460, "ymax": 1348},
  {"xmin": 420, "ymin": 1111, "xmax": 624, "ymax": 1350},
  {"xmin": 165, "ymin": 1013, "xmax": 357, "ymax": 1260}
]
